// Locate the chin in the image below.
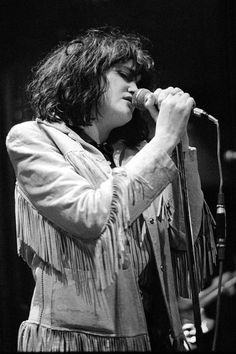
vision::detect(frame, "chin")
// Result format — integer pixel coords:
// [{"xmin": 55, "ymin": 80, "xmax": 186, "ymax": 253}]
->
[
  {"xmin": 109, "ymin": 107, "xmax": 133, "ymax": 128},
  {"xmin": 121, "ymin": 111, "xmax": 133, "ymax": 125}
]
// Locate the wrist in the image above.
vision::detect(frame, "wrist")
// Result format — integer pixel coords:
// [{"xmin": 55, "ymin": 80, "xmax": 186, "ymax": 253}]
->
[{"xmin": 152, "ymin": 134, "xmax": 179, "ymax": 156}]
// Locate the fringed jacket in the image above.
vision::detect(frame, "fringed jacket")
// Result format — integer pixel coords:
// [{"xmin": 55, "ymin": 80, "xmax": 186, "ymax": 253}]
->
[{"xmin": 6, "ymin": 118, "xmax": 216, "ymax": 352}]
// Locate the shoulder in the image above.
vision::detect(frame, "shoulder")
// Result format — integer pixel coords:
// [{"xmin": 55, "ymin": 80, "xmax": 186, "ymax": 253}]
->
[
  {"xmin": 5, "ymin": 119, "xmax": 90, "ymax": 165},
  {"xmin": 5, "ymin": 120, "xmax": 66, "ymax": 158},
  {"xmin": 6, "ymin": 120, "xmax": 42, "ymax": 147},
  {"xmin": 6, "ymin": 119, "xmax": 73, "ymax": 150},
  {"xmin": 7, "ymin": 120, "xmax": 38, "ymax": 136}
]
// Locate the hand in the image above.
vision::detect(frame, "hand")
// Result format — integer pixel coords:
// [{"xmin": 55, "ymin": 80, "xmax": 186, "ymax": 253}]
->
[
  {"xmin": 178, "ymin": 297, "xmax": 215, "ymax": 351},
  {"xmin": 144, "ymin": 87, "xmax": 195, "ymax": 153},
  {"xmin": 182, "ymin": 309, "xmax": 215, "ymax": 351},
  {"xmin": 143, "ymin": 86, "xmax": 184, "ymax": 120}
]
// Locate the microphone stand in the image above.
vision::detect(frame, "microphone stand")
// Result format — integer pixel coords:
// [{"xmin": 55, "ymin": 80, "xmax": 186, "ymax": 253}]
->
[{"xmin": 176, "ymin": 142, "xmax": 204, "ymax": 351}]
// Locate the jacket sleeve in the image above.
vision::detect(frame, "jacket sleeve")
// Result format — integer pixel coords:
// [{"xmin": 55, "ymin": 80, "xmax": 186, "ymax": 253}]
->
[{"xmin": 6, "ymin": 121, "xmax": 178, "ymax": 241}]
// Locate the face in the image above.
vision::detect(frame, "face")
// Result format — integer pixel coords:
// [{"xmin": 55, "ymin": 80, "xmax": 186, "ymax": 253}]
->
[{"xmin": 97, "ymin": 60, "xmax": 141, "ymax": 134}]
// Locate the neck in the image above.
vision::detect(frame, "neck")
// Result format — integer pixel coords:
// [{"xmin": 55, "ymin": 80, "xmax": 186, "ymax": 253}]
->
[{"xmin": 82, "ymin": 121, "xmax": 111, "ymax": 144}]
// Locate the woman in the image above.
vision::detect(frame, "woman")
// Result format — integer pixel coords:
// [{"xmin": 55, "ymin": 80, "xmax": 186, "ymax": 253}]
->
[{"xmin": 6, "ymin": 27, "xmax": 216, "ymax": 351}]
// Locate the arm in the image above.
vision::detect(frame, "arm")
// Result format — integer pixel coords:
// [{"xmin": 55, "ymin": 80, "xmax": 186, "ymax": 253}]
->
[{"xmin": 6, "ymin": 121, "xmax": 178, "ymax": 240}]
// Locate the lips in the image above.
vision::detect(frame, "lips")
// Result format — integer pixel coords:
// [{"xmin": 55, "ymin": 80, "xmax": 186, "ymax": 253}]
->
[
  {"xmin": 123, "ymin": 97, "xmax": 134, "ymax": 112},
  {"xmin": 123, "ymin": 96, "xmax": 132, "ymax": 103}
]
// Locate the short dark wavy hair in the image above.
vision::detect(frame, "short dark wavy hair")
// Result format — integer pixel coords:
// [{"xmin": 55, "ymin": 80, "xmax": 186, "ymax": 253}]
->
[{"xmin": 27, "ymin": 26, "xmax": 157, "ymax": 129}]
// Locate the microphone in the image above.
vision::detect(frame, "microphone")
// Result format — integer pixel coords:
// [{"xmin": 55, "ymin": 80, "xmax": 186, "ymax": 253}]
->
[
  {"xmin": 224, "ymin": 150, "xmax": 236, "ymax": 162},
  {"xmin": 132, "ymin": 88, "xmax": 218, "ymax": 124}
]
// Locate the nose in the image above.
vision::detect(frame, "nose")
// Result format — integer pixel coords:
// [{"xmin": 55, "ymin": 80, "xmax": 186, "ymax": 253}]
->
[{"xmin": 128, "ymin": 81, "xmax": 138, "ymax": 94}]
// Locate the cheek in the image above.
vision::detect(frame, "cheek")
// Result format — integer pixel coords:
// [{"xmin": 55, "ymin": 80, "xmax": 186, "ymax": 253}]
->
[
  {"xmin": 98, "ymin": 87, "xmax": 111, "ymax": 107},
  {"xmin": 102, "ymin": 90, "xmax": 117, "ymax": 110}
]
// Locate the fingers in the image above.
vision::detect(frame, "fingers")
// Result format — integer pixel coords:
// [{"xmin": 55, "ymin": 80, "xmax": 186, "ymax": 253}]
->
[
  {"xmin": 161, "ymin": 90, "xmax": 196, "ymax": 118},
  {"xmin": 155, "ymin": 86, "xmax": 183, "ymax": 104},
  {"xmin": 182, "ymin": 323, "xmax": 197, "ymax": 346},
  {"xmin": 144, "ymin": 87, "xmax": 196, "ymax": 149},
  {"xmin": 145, "ymin": 86, "xmax": 195, "ymax": 113},
  {"xmin": 143, "ymin": 86, "xmax": 186, "ymax": 120},
  {"xmin": 150, "ymin": 87, "xmax": 195, "ymax": 150},
  {"xmin": 144, "ymin": 92, "xmax": 159, "ymax": 120}
]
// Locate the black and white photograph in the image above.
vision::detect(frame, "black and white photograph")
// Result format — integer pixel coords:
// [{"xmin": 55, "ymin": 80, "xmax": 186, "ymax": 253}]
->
[{"xmin": 0, "ymin": 0, "xmax": 236, "ymax": 352}]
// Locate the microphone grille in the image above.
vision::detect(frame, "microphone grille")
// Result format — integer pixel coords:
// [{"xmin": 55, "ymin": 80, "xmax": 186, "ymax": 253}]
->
[{"xmin": 132, "ymin": 88, "xmax": 150, "ymax": 111}]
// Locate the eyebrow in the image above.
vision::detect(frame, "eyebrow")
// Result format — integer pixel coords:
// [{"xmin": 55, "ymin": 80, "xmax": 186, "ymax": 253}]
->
[
  {"xmin": 117, "ymin": 64, "xmax": 136, "ymax": 74},
  {"xmin": 115, "ymin": 64, "xmax": 141, "ymax": 81}
]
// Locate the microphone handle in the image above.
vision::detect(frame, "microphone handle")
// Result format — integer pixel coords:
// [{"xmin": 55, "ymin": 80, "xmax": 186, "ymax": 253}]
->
[{"xmin": 132, "ymin": 89, "xmax": 218, "ymax": 124}]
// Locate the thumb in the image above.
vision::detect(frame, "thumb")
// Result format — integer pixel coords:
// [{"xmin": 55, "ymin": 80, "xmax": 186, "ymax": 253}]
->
[{"xmin": 144, "ymin": 93, "xmax": 159, "ymax": 121}]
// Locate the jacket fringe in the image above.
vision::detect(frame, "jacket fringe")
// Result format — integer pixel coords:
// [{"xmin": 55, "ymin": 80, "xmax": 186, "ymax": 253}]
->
[
  {"xmin": 171, "ymin": 201, "xmax": 217, "ymax": 297},
  {"xmin": 18, "ymin": 321, "xmax": 151, "ymax": 352},
  {"xmin": 14, "ymin": 170, "xmax": 147, "ymax": 300}
]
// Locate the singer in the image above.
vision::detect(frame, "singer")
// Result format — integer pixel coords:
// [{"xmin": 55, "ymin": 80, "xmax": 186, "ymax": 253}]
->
[{"xmin": 6, "ymin": 26, "xmax": 216, "ymax": 352}]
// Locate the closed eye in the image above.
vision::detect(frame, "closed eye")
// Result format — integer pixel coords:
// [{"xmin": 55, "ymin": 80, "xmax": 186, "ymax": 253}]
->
[
  {"xmin": 117, "ymin": 70, "xmax": 134, "ymax": 82},
  {"xmin": 116, "ymin": 67, "xmax": 141, "ymax": 84}
]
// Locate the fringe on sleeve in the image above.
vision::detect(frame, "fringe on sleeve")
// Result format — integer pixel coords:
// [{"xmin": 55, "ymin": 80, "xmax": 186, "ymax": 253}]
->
[{"xmin": 14, "ymin": 169, "xmax": 149, "ymax": 302}]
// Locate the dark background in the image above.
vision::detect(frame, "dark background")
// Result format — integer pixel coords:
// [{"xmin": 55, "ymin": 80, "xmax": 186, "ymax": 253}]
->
[{"xmin": 0, "ymin": 0, "xmax": 236, "ymax": 352}]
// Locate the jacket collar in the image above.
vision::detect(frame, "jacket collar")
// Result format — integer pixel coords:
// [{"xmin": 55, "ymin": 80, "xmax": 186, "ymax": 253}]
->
[
  {"xmin": 36, "ymin": 118, "xmax": 115, "ymax": 165},
  {"xmin": 36, "ymin": 118, "xmax": 86, "ymax": 144}
]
